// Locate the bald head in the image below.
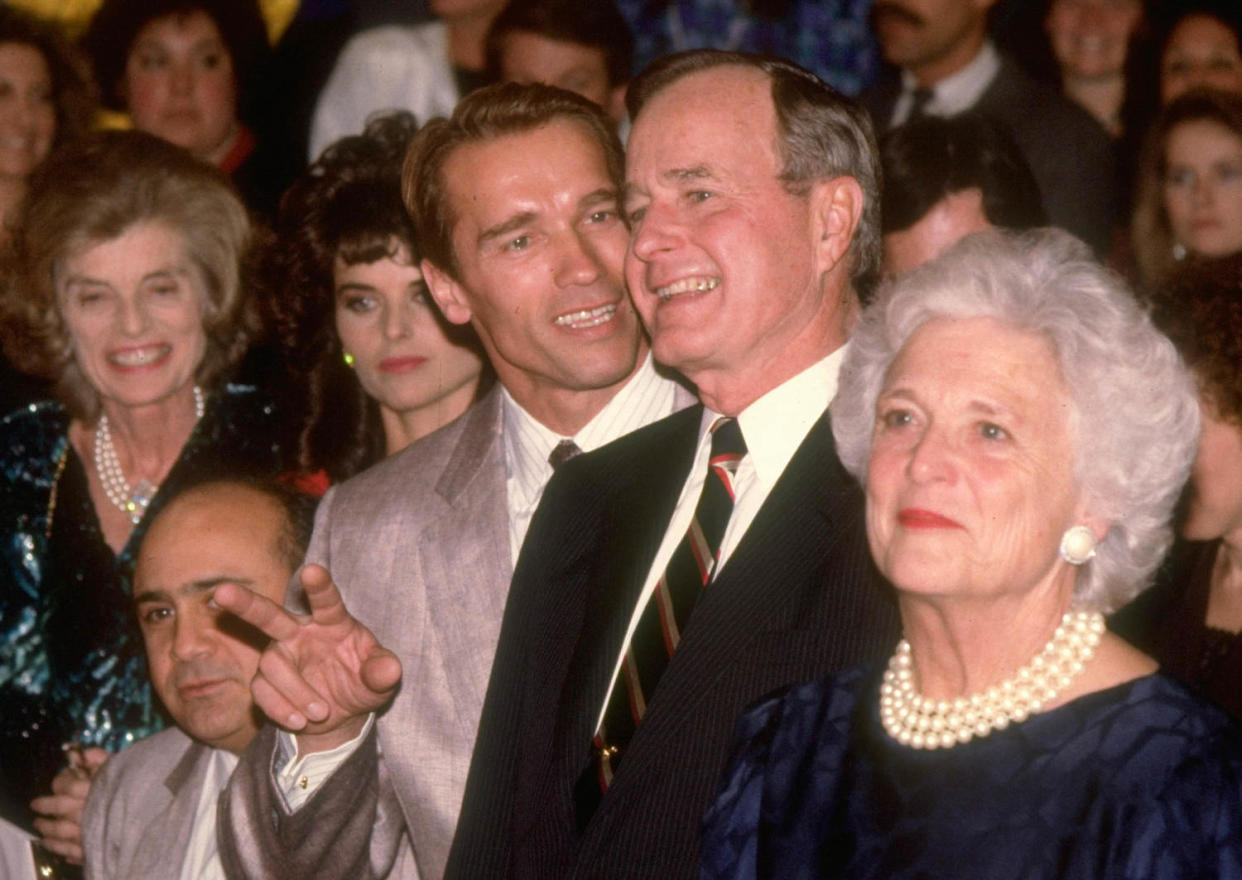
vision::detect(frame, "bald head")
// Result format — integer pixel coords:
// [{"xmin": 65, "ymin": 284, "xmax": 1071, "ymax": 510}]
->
[{"xmin": 134, "ymin": 481, "xmax": 315, "ymax": 754}]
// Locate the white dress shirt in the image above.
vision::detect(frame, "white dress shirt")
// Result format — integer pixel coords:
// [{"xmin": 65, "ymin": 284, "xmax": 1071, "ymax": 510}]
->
[
  {"xmin": 177, "ymin": 748, "xmax": 238, "ymax": 880},
  {"xmin": 595, "ymin": 348, "xmax": 846, "ymax": 730},
  {"xmin": 888, "ymin": 41, "xmax": 1001, "ymax": 128},
  {"xmin": 308, "ymin": 22, "xmax": 458, "ymax": 160},
  {"xmin": 274, "ymin": 355, "xmax": 681, "ymax": 807},
  {"xmin": 503, "ymin": 354, "xmax": 682, "ymax": 561}
]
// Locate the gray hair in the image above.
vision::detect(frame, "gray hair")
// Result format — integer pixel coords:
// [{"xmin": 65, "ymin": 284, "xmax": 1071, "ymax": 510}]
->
[
  {"xmin": 626, "ymin": 50, "xmax": 881, "ymax": 286},
  {"xmin": 831, "ymin": 228, "xmax": 1199, "ymax": 612}
]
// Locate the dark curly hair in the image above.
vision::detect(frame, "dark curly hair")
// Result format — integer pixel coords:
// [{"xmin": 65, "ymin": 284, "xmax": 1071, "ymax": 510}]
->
[
  {"xmin": 1150, "ymin": 252, "xmax": 1242, "ymax": 426},
  {"xmin": 262, "ymin": 111, "xmax": 485, "ymax": 482},
  {"xmin": 0, "ymin": 6, "xmax": 97, "ymax": 152},
  {"xmin": 82, "ymin": 0, "xmax": 269, "ymax": 122}
]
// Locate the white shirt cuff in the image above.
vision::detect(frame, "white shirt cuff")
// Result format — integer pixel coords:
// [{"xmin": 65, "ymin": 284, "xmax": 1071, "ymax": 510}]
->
[{"xmin": 274, "ymin": 715, "xmax": 375, "ymax": 812}]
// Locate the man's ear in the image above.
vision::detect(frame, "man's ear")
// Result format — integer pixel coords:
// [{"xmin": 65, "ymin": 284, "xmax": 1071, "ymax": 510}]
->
[
  {"xmin": 421, "ymin": 258, "xmax": 473, "ymax": 325},
  {"xmin": 810, "ymin": 176, "xmax": 865, "ymax": 278}
]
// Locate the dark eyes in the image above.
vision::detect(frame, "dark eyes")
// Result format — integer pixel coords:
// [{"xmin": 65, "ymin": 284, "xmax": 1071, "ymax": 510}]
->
[
  {"xmin": 343, "ymin": 294, "xmax": 375, "ymax": 313},
  {"xmin": 140, "ymin": 606, "xmax": 173, "ymax": 624}
]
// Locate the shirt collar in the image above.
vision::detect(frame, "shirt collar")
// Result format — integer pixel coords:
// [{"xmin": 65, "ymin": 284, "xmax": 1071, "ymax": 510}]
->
[
  {"xmin": 900, "ymin": 41, "xmax": 999, "ymax": 118},
  {"xmin": 699, "ymin": 345, "xmax": 848, "ymax": 491},
  {"xmin": 503, "ymin": 353, "xmax": 676, "ymax": 505}
]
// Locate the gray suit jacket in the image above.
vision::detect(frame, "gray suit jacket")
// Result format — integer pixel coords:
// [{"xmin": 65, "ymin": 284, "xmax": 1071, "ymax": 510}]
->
[
  {"xmin": 223, "ymin": 386, "xmax": 512, "ymax": 880},
  {"xmin": 219, "ymin": 380, "xmax": 696, "ymax": 880},
  {"xmin": 82, "ymin": 727, "xmax": 208, "ymax": 880}
]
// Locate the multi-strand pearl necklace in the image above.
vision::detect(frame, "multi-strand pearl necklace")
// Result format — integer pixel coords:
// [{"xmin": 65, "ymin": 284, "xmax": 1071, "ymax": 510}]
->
[
  {"xmin": 94, "ymin": 386, "xmax": 205, "ymax": 525},
  {"xmin": 879, "ymin": 608, "xmax": 1105, "ymax": 750}
]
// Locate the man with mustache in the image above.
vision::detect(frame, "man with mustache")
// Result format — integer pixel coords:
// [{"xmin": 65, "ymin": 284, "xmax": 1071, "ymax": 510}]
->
[
  {"xmin": 865, "ymin": 0, "xmax": 1116, "ymax": 255},
  {"xmin": 80, "ymin": 479, "xmax": 315, "ymax": 879}
]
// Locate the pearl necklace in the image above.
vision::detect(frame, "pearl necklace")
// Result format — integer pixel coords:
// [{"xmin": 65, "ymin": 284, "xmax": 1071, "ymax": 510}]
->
[
  {"xmin": 94, "ymin": 386, "xmax": 205, "ymax": 525},
  {"xmin": 879, "ymin": 608, "xmax": 1105, "ymax": 750}
]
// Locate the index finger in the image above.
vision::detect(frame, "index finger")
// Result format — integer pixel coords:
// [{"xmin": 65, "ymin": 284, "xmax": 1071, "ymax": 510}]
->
[
  {"xmin": 299, "ymin": 564, "xmax": 355, "ymax": 626},
  {"xmin": 214, "ymin": 582, "xmax": 302, "ymax": 642}
]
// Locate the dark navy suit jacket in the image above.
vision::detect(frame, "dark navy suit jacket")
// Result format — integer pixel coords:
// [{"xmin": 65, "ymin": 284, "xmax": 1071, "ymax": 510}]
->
[
  {"xmin": 864, "ymin": 53, "xmax": 1117, "ymax": 256},
  {"xmin": 448, "ymin": 405, "xmax": 900, "ymax": 880}
]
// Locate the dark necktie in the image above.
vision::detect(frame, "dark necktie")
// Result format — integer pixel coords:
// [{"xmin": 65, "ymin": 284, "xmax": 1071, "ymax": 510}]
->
[
  {"xmin": 548, "ymin": 439, "xmax": 582, "ymax": 471},
  {"xmin": 573, "ymin": 417, "xmax": 747, "ymax": 827},
  {"xmin": 905, "ymin": 86, "xmax": 934, "ymax": 124}
]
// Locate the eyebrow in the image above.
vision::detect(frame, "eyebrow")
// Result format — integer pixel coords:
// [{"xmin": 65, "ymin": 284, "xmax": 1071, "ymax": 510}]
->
[
  {"xmin": 335, "ymin": 282, "xmax": 378, "ymax": 295},
  {"xmin": 64, "ymin": 266, "xmax": 190, "ymax": 289},
  {"xmin": 580, "ymin": 187, "xmax": 618, "ymax": 210},
  {"xmin": 623, "ymin": 166, "xmax": 719, "ymax": 206},
  {"xmin": 663, "ymin": 166, "xmax": 716, "ymax": 184},
  {"xmin": 878, "ymin": 389, "xmax": 1016, "ymax": 418},
  {"xmin": 477, "ymin": 211, "xmax": 537, "ymax": 249},
  {"xmin": 134, "ymin": 575, "xmax": 256, "ymax": 605}
]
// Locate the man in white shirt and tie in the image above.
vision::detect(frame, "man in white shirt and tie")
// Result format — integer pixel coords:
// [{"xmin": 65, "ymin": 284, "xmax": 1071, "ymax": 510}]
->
[{"xmin": 863, "ymin": 0, "xmax": 1116, "ymax": 255}]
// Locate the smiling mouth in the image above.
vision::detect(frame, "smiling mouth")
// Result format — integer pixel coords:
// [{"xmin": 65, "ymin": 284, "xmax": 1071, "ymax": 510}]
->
[
  {"xmin": 554, "ymin": 303, "xmax": 617, "ymax": 329},
  {"xmin": 655, "ymin": 276, "xmax": 720, "ymax": 302},
  {"xmin": 107, "ymin": 345, "xmax": 171, "ymax": 367}
]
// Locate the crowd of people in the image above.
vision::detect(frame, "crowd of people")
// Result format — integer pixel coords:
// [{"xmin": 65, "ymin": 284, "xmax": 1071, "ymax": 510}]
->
[{"xmin": 0, "ymin": 1, "xmax": 1241, "ymax": 879}]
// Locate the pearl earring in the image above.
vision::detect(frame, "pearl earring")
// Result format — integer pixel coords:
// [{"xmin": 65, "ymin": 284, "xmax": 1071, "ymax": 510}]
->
[
  {"xmin": 343, "ymin": 352, "xmax": 355, "ymax": 367},
  {"xmin": 1059, "ymin": 525, "xmax": 1097, "ymax": 565}
]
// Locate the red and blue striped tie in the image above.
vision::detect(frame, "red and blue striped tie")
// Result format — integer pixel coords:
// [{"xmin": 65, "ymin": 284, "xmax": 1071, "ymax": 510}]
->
[{"xmin": 574, "ymin": 417, "xmax": 747, "ymax": 825}]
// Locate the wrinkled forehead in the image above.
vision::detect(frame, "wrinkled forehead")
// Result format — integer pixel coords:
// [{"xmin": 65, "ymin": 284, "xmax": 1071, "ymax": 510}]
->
[
  {"xmin": 626, "ymin": 66, "xmax": 779, "ymax": 183},
  {"xmin": 138, "ymin": 487, "xmax": 290, "ymax": 586},
  {"xmin": 442, "ymin": 119, "xmax": 616, "ymax": 230}
]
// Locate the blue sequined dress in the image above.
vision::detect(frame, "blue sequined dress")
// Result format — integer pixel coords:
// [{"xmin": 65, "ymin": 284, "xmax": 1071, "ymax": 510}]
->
[
  {"xmin": 702, "ymin": 667, "xmax": 1242, "ymax": 880},
  {"xmin": 0, "ymin": 386, "xmax": 285, "ymax": 829}
]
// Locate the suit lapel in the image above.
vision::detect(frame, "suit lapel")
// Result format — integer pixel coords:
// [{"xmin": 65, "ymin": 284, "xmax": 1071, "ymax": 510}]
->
[
  {"xmin": 547, "ymin": 408, "xmax": 705, "ymax": 784},
  {"xmin": 419, "ymin": 389, "xmax": 511, "ymax": 734},
  {"xmin": 129, "ymin": 738, "xmax": 211, "ymax": 877},
  {"xmin": 598, "ymin": 412, "xmax": 865, "ymax": 788}
]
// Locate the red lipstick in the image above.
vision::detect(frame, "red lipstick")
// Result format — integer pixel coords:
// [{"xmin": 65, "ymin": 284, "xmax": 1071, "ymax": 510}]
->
[
  {"xmin": 897, "ymin": 508, "xmax": 964, "ymax": 530},
  {"xmin": 379, "ymin": 356, "xmax": 427, "ymax": 373}
]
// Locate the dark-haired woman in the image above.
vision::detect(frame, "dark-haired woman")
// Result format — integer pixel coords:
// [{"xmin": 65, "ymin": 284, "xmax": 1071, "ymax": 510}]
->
[
  {"xmin": 266, "ymin": 111, "xmax": 488, "ymax": 485},
  {"xmin": 83, "ymin": 0, "xmax": 291, "ymax": 218},
  {"xmin": 1113, "ymin": 254, "xmax": 1242, "ymax": 719}
]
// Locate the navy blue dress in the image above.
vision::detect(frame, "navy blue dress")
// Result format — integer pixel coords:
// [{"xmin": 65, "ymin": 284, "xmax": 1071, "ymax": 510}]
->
[{"xmin": 702, "ymin": 667, "xmax": 1242, "ymax": 879}]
